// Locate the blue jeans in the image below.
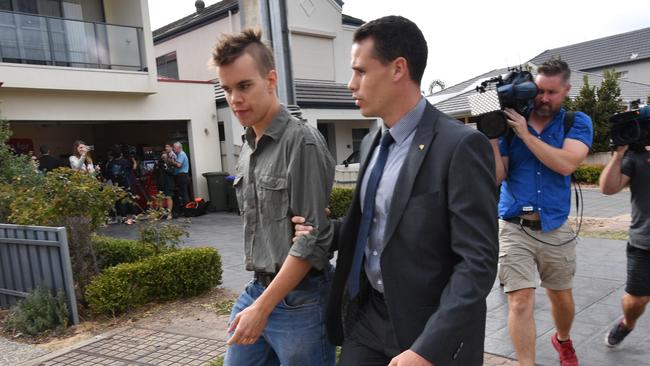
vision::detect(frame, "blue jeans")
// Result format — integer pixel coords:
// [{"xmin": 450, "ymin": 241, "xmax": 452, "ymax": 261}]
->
[{"xmin": 224, "ymin": 266, "xmax": 336, "ymax": 366}]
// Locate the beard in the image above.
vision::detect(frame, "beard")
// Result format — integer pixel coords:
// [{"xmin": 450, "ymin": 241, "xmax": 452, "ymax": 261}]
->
[{"xmin": 533, "ymin": 102, "xmax": 560, "ymax": 118}]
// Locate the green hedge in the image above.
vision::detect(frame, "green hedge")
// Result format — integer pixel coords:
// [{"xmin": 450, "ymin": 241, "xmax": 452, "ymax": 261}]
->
[
  {"xmin": 92, "ymin": 235, "xmax": 159, "ymax": 270},
  {"xmin": 573, "ymin": 164, "xmax": 604, "ymax": 184},
  {"xmin": 330, "ymin": 187, "xmax": 354, "ymax": 219},
  {"xmin": 85, "ymin": 248, "xmax": 222, "ymax": 315}
]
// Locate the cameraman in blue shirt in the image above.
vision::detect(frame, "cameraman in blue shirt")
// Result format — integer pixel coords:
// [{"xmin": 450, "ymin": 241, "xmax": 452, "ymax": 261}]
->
[{"xmin": 490, "ymin": 59, "xmax": 593, "ymax": 366}]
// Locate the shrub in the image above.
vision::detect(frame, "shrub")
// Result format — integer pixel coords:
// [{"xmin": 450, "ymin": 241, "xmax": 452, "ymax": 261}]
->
[
  {"xmin": 92, "ymin": 235, "xmax": 160, "ymax": 270},
  {"xmin": 85, "ymin": 248, "xmax": 222, "ymax": 315},
  {"xmin": 0, "ymin": 183, "xmax": 14, "ymax": 223},
  {"xmin": 573, "ymin": 164, "xmax": 604, "ymax": 184},
  {"xmin": 133, "ymin": 192, "xmax": 189, "ymax": 254},
  {"xmin": 206, "ymin": 356, "xmax": 224, "ymax": 366},
  {"xmin": 329, "ymin": 187, "xmax": 354, "ymax": 219},
  {"xmin": 9, "ymin": 167, "xmax": 124, "ymax": 230},
  {"xmin": 0, "ymin": 118, "xmax": 41, "ymax": 186},
  {"xmin": 0, "ymin": 118, "xmax": 42, "ymax": 223},
  {"xmin": 4, "ymin": 286, "xmax": 69, "ymax": 336},
  {"xmin": 8, "ymin": 168, "xmax": 126, "ymax": 296}
]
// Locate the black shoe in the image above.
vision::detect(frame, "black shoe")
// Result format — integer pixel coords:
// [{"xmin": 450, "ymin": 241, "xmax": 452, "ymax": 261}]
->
[{"xmin": 606, "ymin": 320, "xmax": 632, "ymax": 347}]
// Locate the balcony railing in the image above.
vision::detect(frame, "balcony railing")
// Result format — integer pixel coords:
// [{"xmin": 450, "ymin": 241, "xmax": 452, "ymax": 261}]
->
[{"xmin": 0, "ymin": 10, "xmax": 146, "ymax": 71}]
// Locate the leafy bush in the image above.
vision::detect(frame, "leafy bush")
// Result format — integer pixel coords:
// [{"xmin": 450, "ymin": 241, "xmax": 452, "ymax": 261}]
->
[
  {"xmin": 0, "ymin": 183, "xmax": 14, "ymax": 223},
  {"xmin": 92, "ymin": 235, "xmax": 160, "ymax": 270},
  {"xmin": 573, "ymin": 164, "xmax": 604, "ymax": 184},
  {"xmin": 4, "ymin": 286, "xmax": 69, "ymax": 336},
  {"xmin": 138, "ymin": 220, "xmax": 188, "ymax": 253},
  {"xmin": 132, "ymin": 192, "xmax": 189, "ymax": 254},
  {"xmin": 85, "ymin": 248, "xmax": 222, "ymax": 315},
  {"xmin": 0, "ymin": 118, "xmax": 42, "ymax": 223},
  {"xmin": 206, "ymin": 356, "xmax": 224, "ymax": 366},
  {"xmin": 8, "ymin": 168, "xmax": 127, "ymax": 296},
  {"xmin": 9, "ymin": 167, "xmax": 124, "ymax": 230},
  {"xmin": 329, "ymin": 187, "xmax": 354, "ymax": 219},
  {"xmin": 0, "ymin": 119, "xmax": 41, "ymax": 186}
]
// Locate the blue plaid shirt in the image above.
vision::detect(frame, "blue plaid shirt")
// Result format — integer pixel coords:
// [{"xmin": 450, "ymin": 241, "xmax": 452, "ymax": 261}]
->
[{"xmin": 498, "ymin": 108, "xmax": 593, "ymax": 232}]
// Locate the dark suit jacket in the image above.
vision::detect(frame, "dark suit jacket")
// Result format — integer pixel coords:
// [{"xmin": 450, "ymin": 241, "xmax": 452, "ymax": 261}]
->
[{"xmin": 327, "ymin": 103, "xmax": 498, "ymax": 366}]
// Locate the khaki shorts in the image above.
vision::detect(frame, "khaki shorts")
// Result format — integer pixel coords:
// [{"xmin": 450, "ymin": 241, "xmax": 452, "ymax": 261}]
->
[{"xmin": 498, "ymin": 219, "xmax": 577, "ymax": 293}]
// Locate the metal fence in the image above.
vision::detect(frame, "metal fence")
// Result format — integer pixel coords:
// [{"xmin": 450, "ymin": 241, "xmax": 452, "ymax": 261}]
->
[{"xmin": 0, "ymin": 224, "xmax": 79, "ymax": 325}]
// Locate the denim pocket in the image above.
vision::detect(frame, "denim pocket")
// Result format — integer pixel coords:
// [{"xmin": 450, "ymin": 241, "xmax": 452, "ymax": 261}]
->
[{"xmin": 279, "ymin": 287, "xmax": 320, "ymax": 309}]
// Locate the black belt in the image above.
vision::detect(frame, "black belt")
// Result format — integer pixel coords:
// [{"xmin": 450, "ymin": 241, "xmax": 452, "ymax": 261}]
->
[
  {"xmin": 253, "ymin": 272, "xmax": 276, "ymax": 287},
  {"xmin": 371, "ymin": 287, "xmax": 385, "ymax": 301},
  {"xmin": 505, "ymin": 217, "xmax": 542, "ymax": 231},
  {"xmin": 254, "ymin": 268, "xmax": 323, "ymax": 287}
]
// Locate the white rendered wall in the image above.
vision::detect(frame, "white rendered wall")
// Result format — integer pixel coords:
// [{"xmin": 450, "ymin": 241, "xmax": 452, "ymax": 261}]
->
[{"xmin": 154, "ymin": 11, "xmax": 240, "ymax": 81}]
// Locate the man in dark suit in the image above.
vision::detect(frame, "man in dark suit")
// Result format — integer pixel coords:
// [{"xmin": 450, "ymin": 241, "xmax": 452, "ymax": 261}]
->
[
  {"xmin": 37, "ymin": 145, "xmax": 60, "ymax": 173},
  {"xmin": 292, "ymin": 16, "xmax": 498, "ymax": 366}
]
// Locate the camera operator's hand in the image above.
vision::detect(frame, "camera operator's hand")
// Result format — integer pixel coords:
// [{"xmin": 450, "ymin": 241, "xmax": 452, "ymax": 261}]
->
[
  {"xmin": 504, "ymin": 108, "xmax": 530, "ymax": 139},
  {"xmin": 613, "ymin": 144, "xmax": 629, "ymax": 159},
  {"xmin": 600, "ymin": 144, "xmax": 630, "ymax": 195}
]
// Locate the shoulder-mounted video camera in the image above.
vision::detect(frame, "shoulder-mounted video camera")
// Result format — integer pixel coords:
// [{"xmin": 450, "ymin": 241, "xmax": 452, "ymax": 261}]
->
[
  {"xmin": 469, "ymin": 68, "xmax": 538, "ymax": 139},
  {"xmin": 609, "ymin": 102, "xmax": 650, "ymax": 150}
]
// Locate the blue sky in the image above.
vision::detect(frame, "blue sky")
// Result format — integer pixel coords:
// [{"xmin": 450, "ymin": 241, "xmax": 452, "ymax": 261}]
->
[{"xmin": 148, "ymin": 0, "xmax": 650, "ymax": 88}]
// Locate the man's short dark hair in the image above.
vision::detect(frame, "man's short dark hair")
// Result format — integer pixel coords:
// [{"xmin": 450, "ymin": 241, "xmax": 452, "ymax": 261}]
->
[
  {"xmin": 537, "ymin": 58, "xmax": 571, "ymax": 83},
  {"xmin": 212, "ymin": 28, "xmax": 275, "ymax": 77},
  {"xmin": 353, "ymin": 16, "xmax": 428, "ymax": 85},
  {"xmin": 111, "ymin": 144, "xmax": 123, "ymax": 158},
  {"xmin": 39, "ymin": 145, "xmax": 49, "ymax": 155}
]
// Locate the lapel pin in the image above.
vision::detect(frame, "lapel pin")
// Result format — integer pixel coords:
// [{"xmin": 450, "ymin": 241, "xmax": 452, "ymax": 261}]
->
[{"xmin": 418, "ymin": 144, "xmax": 425, "ymax": 150}]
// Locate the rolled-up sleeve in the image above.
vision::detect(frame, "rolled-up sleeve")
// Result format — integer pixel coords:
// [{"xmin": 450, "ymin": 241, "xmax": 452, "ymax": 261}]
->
[{"xmin": 287, "ymin": 134, "xmax": 335, "ymax": 270}]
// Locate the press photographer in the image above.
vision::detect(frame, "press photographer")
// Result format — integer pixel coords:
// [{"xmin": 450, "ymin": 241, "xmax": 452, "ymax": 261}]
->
[
  {"xmin": 599, "ymin": 104, "xmax": 650, "ymax": 348},
  {"xmin": 489, "ymin": 59, "xmax": 593, "ymax": 366}
]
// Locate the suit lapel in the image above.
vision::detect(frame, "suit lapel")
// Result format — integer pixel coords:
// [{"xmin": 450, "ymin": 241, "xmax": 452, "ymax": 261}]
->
[
  {"xmin": 358, "ymin": 128, "xmax": 381, "ymax": 181},
  {"xmin": 382, "ymin": 104, "xmax": 440, "ymax": 248},
  {"xmin": 347, "ymin": 128, "xmax": 380, "ymax": 233}
]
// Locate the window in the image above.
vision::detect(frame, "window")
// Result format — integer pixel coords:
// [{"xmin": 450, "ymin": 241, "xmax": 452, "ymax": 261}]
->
[
  {"xmin": 615, "ymin": 70, "xmax": 628, "ymax": 79},
  {"xmin": 0, "ymin": 0, "xmax": 13, "ymax": 11},
  {"xmin": 291, "ymin": 34, "xmax": 335, "ymax": 81},
  {"xmin": 351, "ymin": 128, "xmax": 369, "ymax": 153},
  {"xmin": 1, "ymin": 0, "xmax": 104, "ymax": 19},
  {"xmin": 218, "ymin": 122, "xmax": 225, "ymax": 142},
  {"xmin": 16, "ymin": 0, "xmax": 38, "ymax": 13},
  {"xmin": 156, "ymin": 51, "xmax": 179, "ymax": 79}
]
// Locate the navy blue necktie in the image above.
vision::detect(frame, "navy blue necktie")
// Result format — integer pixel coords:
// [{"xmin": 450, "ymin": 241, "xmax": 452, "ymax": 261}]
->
[{"xmin": 347, "ymin": 130, "xmax": 395, "ymax": 297}]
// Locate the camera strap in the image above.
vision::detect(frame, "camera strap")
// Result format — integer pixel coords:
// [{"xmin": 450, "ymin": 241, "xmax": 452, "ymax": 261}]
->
[
  {"xmin": 505, "ymin": 111, "xmax": 575, "ymax": 146},
  {"xmin": 505, "ymin": 110, "xmax": 583, "ymax": 246}
]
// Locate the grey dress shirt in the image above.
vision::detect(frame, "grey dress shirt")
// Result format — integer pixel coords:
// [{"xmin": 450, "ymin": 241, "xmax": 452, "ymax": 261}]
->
[
  {"xmin": 360, "ymin": 97, "xmax": 426, "ymax": 292},
  {"xmin": 234, "ymin": 106, "xmax": 335, "ymax": 273}
]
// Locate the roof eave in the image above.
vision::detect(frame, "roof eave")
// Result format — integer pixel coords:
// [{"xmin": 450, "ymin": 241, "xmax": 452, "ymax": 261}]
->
[{"xmin": 153, "ymin": 4, "xmax": 239, "ymax": 44}]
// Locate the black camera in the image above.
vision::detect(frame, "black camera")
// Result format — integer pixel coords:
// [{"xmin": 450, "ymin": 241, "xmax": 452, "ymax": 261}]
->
[
  {"xmin": 609, "ymin": 103, "xmax": 650, "ymax": 149},
  {"xmin": 470, "ymin": 68, "xmax": 538, "ymax": 139}
]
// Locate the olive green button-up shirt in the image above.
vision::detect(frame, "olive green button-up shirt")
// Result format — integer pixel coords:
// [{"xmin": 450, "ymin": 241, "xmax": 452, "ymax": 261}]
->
[{"xmin": 234, "ymin": 106, "xmax": 335, "ymax": 273}]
